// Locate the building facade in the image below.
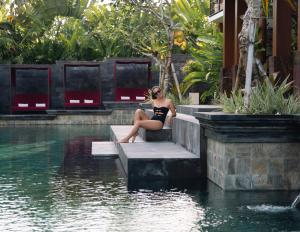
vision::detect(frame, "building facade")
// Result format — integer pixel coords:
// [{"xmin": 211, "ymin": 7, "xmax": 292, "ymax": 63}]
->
[{"xmin": 209, "ymin": 0, "xmax": 300, "ymax": 94}]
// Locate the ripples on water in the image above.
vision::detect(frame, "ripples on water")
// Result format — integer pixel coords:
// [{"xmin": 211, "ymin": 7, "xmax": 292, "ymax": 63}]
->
[{"xmin": 0, "ymin": 126, "xmax": 299, "ymax": 232}]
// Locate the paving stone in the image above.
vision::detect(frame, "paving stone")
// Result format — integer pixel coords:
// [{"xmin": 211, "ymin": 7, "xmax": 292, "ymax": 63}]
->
[
  {"xmin": 224, "ymin": 175, "xmax": 236, "ymax": 190},
  {"xmin": 251, "ymin": 158, "xmax": 267, "ymax": 175},
  {"xmin": 227, "ymin": 158, "xmax": 236, "ymax": 174},
  {"xmin": 284, "ymin": 159, "xmax": 300, "ymax": 174},
  {"xmin": 236, "ymin": 158, "xmax": 250, "ymax": 174},
  {"xmin": 251, "ymin": 175, "xmax": 269, "ymax": 189},
  {"xmin": 235, "ymin": 175, "xmax": 252, "ymax": 189},
  {"xmin": 268, "ymin": 159, "xmax": 284, "ymax": 175},
  {"xmin": 267, "ymin": 175, "xmax": 284, "ymax": 189}
]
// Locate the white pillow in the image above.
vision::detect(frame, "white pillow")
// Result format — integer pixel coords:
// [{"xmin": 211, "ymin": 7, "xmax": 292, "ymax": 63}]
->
[
  {"xmin": 136, "ymin": 96, "xmax": 145, "ymax": 100},
  {"xmin": 84, "ymin": 99, "xmax": 94, "ymax": 104},
  {"xmin": 18, "ymin": 103, "xmax": 28, "ymax": 107},
  {"xmin": 36, "ymin": 103, "xmax": 46, "ymax": 107},
  {"xmin": 121, "ymin": 96, "xmax": 130, "ymax": 100},
  {"xmin": 70, "ymin": 99, "xmax": 80, "ymax": 103}
]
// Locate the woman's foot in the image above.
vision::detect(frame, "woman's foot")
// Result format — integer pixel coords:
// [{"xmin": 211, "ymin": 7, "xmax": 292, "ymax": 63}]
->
[
  {"xmin": 131, "ymin": 132, "xmax": 138, "ymax": 143},
  {"xmin": 117, "ymin": 138, "xmax": 129, "ymax": 143}
]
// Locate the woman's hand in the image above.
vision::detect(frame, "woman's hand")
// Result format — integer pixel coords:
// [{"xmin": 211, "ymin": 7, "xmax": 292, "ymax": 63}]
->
[{"xmin": 166, "ymin": 116, "xmax": 173, "ymax": 126}]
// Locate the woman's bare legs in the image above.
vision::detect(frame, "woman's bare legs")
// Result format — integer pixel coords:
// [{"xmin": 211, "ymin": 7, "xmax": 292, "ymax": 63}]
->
[
  {"xmin": 118, "ymin": 120, "xmax": 163, "ymax": 143},
  {"xmin": 131, "ymin": 109, "xmax": 149, "ymax": 142}
]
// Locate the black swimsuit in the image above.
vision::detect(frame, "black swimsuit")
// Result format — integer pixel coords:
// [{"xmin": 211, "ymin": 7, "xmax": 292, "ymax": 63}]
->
[{"xmin": 151, "ymin": 106, "xmax": 169, "ymax": 124}]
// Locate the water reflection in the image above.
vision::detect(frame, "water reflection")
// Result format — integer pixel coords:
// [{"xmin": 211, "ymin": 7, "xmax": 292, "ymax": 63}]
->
[{"xmin": 0, "ymin": 126, "xmax": 299, "ymax": 231}]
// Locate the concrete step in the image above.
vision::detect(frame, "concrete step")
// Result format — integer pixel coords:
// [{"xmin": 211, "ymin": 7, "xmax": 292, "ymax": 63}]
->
[
  {"xmin": 110, "ymin": 125, "xmax": 201, "ymax": 181},
  {"xmin": 91, "ymin": 141, "xmax": 119, "ymax": 158},
  {"xmin": 176, "ymin": 105, "xmax": 222, "ymax": 116},
  {"xmin": 138, "ymin": 126, "xmax": 172, "ymax": 142}
]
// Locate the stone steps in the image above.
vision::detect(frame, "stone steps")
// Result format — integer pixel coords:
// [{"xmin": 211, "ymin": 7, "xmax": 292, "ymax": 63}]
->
[{"xmin": 110, "ymin": 125, "xmax": 201, "ymax": 181}]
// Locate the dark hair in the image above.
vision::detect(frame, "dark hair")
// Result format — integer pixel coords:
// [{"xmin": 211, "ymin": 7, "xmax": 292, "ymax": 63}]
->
[{"xmin": 151, "ymin": 86, "xmax": 160, "ymax": 99}]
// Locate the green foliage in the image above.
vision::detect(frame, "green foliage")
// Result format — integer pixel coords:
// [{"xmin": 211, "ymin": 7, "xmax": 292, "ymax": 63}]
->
[
  {"xmin": 0, "ymin": 0, "xmax": 137, "ymax": 63},
  {"xmin": 173, "ymin": 0, "xmax": 222, "ymax": 103},
  {"xmin": 181, "ymin": 31, "xmax": 222, "ymax": 103},
  {"xmin": 218, "ymin": 90, "xmax": 244, "ymax": 113},
  {"xmin": 166, "ymin": 92, "xmax": 191, "ymax": 105},
  {"xmin": 219, "ymin": 77, "xmax": 300, "ymax": 114},
  {"xmin": 166, "ymin": 85, "xmax": 191, "ymax": 105}
]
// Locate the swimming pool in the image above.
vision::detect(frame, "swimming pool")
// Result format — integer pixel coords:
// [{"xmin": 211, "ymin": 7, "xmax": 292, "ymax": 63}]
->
[{"xmin": 0, "ymin": 125, "xmax": 299, "ymax": 231}]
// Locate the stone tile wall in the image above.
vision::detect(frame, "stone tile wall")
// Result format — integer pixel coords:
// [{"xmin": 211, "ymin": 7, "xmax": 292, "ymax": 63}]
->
[
  {"xmin": 207, "ymin": 139, "xmax": 300, "ymax": 190},
  {"xmin": 0, "ymin": 55, "xmax": 194, "ymax": 113},
  {"xmin": 0, "ymin": 65, "xmax": 11, "ymax": 114},
  {"xmin": 172, "ymin": 114, "xmax": 200, "ymax": 157},
  {"xmin": 0, "ymin": 109, "xmax": 135, "ymax": 125}
]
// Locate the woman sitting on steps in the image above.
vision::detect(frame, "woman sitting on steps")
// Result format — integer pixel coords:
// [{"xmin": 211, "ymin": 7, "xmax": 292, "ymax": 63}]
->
[{"xmin": 118, "ymin": 86, "xmax": 176, "ymax": 143}]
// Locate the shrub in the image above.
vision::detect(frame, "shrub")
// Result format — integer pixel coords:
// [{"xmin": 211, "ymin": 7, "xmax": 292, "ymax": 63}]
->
[{"xmin": 219, "ymin": 77, "xmax": 300, "ymax": 114}]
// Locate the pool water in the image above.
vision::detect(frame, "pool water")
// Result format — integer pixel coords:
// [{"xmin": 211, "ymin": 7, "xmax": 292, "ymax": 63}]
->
[{"xmin": 0, "ymin": 126, "xmax": 299, "ymax": 232}]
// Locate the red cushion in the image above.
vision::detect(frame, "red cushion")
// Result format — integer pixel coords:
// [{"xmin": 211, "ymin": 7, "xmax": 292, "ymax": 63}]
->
[
  {"xmin": 115, "ymin": 88, "xmax": 148, "ymax": 101},
  {"xmin": 13, "ymin": 93, "xmax": 49, "ymax": 111},
  {"xmin": 65, "ymin": 90, "xmax": 101, "ymax": 107}
]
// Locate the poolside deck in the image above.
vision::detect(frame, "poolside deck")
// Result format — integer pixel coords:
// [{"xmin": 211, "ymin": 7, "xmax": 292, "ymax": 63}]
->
[{"xmin": 109, "ymin": 125, "xmax": 201, "ymax": 181}]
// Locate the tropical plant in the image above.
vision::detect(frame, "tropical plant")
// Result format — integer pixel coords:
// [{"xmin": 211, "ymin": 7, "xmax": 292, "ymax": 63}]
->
[
  {"xmin": 166, "ymin": 92, "xmax": 191, "ymax": 105},
  {"xmin": 219, "ymin": 76, "xmax": 300, "ymax": 114},
  {"xmin": 173, "ymin": 0, "xmax": 222, "ymax": 103},
  {"xmin": 181, "ymin": 32, "xmax": 222, "ymax": 103},
  {"xmin": 0, "ymin": 0, "xmax": 138, "ymax": 63},
  {"xmin": 110, "ymin": 0, "xmax": 186, "ymax": 99}
]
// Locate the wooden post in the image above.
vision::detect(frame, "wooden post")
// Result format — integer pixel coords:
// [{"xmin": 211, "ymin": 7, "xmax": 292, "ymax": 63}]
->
[
  {"xmin": 223, "ymin": 0, "xmax": 235, "ymax": 68},
  {"xmin": 221, "ymin": 0, "xmax": 235, "ymax": 92},
  {"xmin": 293, "ymin": 2, "xmax": 300, "ymax": 94},
  {"xmin": 234, "ymin": 0, "xmax": 248, "ymax": 65},
  {"xmin": 298, "ymin": 1, "xmax": 300, "ymax": 50},
  {"xmin": 270, "ymin": 0, "xmax": 292, "ymax": 75}
]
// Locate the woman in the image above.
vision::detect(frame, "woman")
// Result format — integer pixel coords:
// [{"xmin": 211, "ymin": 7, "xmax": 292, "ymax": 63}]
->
[{"xmin": 118, "ymin": 86, "xmax": 176, "ymax": 143}]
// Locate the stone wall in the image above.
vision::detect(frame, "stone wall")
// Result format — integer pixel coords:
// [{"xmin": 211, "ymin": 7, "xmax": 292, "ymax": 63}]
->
[
  {"xmin": 172, "ymin": 114, "xmax": 200, "ymax": 157},
  {"xmin": 0, "ymin": 109, "xmax": 135, "ymax": 125},
  {"xmin": 0, "ymin": 55, "xmax": 193, "ymax": 113},
  {"xmin": 207, "ymin": 139, "xmax": 300, "ymax": 190},
  {"xmin": 0, "ymin": 65, "xmax": 11, "ymax": 114}
]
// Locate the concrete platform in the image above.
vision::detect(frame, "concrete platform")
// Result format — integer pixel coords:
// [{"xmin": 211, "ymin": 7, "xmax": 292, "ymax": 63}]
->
[
  {"xmin": 91, "ymin": 142, "xmax": 119, "ymax": 158},
  {"xmin": 138, "ymin": 126, "xmax": 172, "ymax": 141},
  {"xmin": 110, "ymin": 125, "xmax": 201, "ymax": 181}
]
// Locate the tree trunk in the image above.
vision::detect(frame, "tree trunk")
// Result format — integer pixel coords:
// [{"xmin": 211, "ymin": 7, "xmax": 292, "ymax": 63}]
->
[
  {"xmin": 244, "ymin": 0, "xmax": 261, "ymax": 107},
  {"xmin": 171, "ymin": 62, "xmax": 182, "ymax": 101}
]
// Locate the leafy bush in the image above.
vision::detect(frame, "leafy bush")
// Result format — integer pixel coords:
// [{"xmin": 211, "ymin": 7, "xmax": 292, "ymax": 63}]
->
[
  {"xmin": 166, "ymin": 92, "xmax": 191, "ymax": 105},
  {"xmin": 219, "ymin": 77, "xmax": 300, "ymax": 114},
  {"xmin": 181, "ymin": 32, "xmax": 223, "ymax": 103}
]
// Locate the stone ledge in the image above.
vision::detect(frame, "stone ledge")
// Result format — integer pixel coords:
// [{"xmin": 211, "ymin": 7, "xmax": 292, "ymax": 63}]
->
[
  {"xmin": 176, "ymin": 105, "xmax": 222, "ymax": 116},
  {"xmin": 46, "ymin": 109, "xmax": 112, "ymax": 115},
  {"xmin": 0, "ymin": 114, "xmax": 57, "ymax": 120},
  {"xmin": 138, "ymin": 126, "xmax": 172, "ymax": 141},
  {"xmin": 103, "ymin": 101, "xmax": 141, "ymax": 109},
  {"xmin": 110, "ymin": 125, "xmax": 201, "ymax": 181},
  {"xmin": 195, "ymin": 112, "xmax": 300, "ymax": 142}
]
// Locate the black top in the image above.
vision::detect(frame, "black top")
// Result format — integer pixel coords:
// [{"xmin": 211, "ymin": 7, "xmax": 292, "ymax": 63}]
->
[{"xmin": 151, "ymin": 106, "xmax": 169, "ymax": 124}]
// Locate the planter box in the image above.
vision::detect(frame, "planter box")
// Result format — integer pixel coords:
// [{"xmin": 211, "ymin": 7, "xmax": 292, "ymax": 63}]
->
[{"xmin": 194, "ymin": 112, "xmax": 300, "ymax": 190}]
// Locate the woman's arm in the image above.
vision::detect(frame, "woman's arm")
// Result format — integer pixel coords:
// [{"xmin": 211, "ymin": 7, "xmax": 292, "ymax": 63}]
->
[
  {"xmin": 165, "ymin": 99, "xmax": 176, "ymax": 126},
  {"xmin": 168, "ymin": 99, "xmax": 176, "ymax": 117}
]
